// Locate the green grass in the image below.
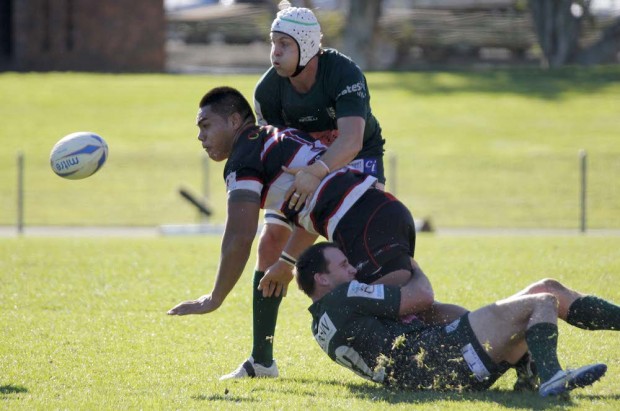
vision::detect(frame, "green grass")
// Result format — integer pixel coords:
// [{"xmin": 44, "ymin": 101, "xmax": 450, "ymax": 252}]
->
[
  {"xmin": 0, "ymin": 67, "xmax": 619, "ymax": 229},
  {"xmin": 1, "ymin": 235, "xmax": 619, "ymax": 409}
]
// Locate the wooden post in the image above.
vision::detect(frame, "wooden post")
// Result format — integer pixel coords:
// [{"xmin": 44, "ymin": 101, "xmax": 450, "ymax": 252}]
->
[
  {"xmin": 389, "ymin": 153, "xmax": 397, "ymax": 195},
  {"xmin": 201, "ymin": 155, "xmax": 210, "ymax": 223},
  {"xmin": 17, "ymin": 152, "xmax": 24, "ymax": 235},
  {"xmin": 579, "ymin": 149, "xmax": 587, "ymax": 233}
]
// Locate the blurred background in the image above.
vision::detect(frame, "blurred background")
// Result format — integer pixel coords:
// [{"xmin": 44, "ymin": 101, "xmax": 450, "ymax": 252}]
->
[
  {"xmin": 1, "ymin": 0, "xmax": 619, "ymax": 72},
  {"xmin": 0, "ymin": 0, "xmax": 619, "ymax": 233},
  {"xmin": 165, "ymin": 0, "xmax": 620, "ymax": 73}
]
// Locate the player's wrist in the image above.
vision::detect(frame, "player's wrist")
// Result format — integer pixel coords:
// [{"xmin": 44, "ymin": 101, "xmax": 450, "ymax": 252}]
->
[
  {"xmin": 307, "ymin": 161, "xmax": 329, "ymax": 179},
  {"xmin": 279, "ymin": 251, "xmax": 297, "ymax": 267}
]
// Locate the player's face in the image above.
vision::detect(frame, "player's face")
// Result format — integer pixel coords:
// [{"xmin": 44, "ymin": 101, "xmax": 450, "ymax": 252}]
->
[
  {"xmin": 324, "ymin": 247, "xmax": 356, "ymax": 286},
  {"xmin": 270, "ymin": 32, "xmax": 299, "ymax": 77},
  {"xmin": 196, "ymin": 106, "xmax": 234, "ymax": 162}
]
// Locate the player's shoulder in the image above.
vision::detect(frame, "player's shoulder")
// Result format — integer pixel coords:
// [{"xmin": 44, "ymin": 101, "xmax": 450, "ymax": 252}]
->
[
  {"xmin": 255, "ymin": 67, "xmax": 281, "ymax": 95},
  {"xmin": 319, "ymin": 48, "xmax": 365, "ymax": 88},
  {"xmin": 228, "ymin": 126, "xmax": 263, "ymax": 160},
  {"xmin": 320, "ymin": 48, "xmax": 361, "ymax": 72},
  {"xmin": 321, "ymin": 48, "xmax": 354, "ymax": 62}
]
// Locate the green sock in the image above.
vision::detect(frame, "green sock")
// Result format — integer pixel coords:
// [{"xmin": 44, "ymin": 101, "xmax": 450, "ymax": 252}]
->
[
  {"xmin": 566, "ymin": 295, "xmax": 620, "ymax": 331},
  {"xmin": 525, "ymin": 322, "xmax": 562, "ymax": 383},
  {"xmin": 251, "ymin": 270, "xmax": 282, "ymax": 366}
]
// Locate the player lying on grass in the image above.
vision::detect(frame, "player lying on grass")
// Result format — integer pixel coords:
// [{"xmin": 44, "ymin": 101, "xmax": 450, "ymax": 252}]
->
[
  {"xmin": 167, "ymin": 86, "xmax": 464, "ymax": 339},
  {"xmin": 295, "ymin": 242, "xmax": 619, "ymax": 396}
]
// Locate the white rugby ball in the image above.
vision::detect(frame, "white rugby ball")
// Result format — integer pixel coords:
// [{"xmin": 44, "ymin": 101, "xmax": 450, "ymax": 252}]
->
[{"xmin": 50, "ymin": 132, "xmax": 108, "ymax": 179}]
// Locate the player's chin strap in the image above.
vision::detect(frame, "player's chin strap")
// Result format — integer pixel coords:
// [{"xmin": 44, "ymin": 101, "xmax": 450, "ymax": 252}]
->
[
  {"xmin": 291, "ymin": 65, "xmax": 306, "ymax": 77},
  {"xmin": 291, "ymin": 52, "xmax": 320, "ymax": 77}
]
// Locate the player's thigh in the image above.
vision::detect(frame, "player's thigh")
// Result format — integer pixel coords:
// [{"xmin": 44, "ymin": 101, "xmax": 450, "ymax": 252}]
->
[
  {"xmin": 389, "ymin": 316, "xmax": 507, "ymax": 390},
  {"xmin": 467, "ymin": 297, "xmax": 536, "ymax": 364}
]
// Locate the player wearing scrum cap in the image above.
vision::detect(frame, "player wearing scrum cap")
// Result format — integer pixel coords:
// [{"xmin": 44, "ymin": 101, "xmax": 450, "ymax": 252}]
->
[{"xmin": 222, "ymin": 6, "xmax": 390, "ymax": 380}]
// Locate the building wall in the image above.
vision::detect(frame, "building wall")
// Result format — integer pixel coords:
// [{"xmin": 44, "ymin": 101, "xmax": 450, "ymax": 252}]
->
[{"xmin": 9, "ymin": 0, "xmax": 164, "ymax": 72}]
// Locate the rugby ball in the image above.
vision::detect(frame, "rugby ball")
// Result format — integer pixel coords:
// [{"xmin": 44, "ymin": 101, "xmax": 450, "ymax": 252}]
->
[{"xmin": 50, "ymin": 132, "xmax": 108, "ymax": 179}]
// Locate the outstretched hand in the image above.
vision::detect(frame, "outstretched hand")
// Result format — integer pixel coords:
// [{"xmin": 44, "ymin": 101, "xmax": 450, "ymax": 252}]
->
[
  {"xmin": 258, "ymin": 260, "xmax": 294, "ymax": 298},
  {"xmin": 167, "ymin": 294, "xmax": 221, "ymax": 316},
  {"xmin": 282, "ymin": 165, "xmax": 323, "ymax": 211}
]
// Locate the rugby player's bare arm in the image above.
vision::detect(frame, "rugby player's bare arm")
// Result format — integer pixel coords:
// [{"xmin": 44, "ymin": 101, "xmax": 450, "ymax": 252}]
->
[
  {"xmin": 397, "ymin": 261, "xmax": 435, "ymax": 316},
  {"xmin": 259, "ymin": 227, "xmax": 318, "ymax": 298},
  {"xmin": 319, "ymin": 116, "xmax": 365, "ymax": 172},
  {"xmin": 167, "ymin": 199, "xmax": 260, "ymax": 315}
]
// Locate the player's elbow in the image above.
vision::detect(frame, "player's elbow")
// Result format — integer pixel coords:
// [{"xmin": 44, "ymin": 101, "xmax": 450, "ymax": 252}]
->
[
  {"xmin": 400, "ymin": 286, "xmax": 435, "ymax": 316},
  {"xmin": 417, "ymin": 286, "xmax": 435, "ymax": 309}
]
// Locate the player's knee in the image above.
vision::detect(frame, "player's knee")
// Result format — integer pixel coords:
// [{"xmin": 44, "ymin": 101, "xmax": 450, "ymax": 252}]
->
[
  {"xmin": 258, "ymin": 226, "xmax": 288, "ymax": 252},
  {"xmin": 528, "ymin": 278, "xmax": 565, "ymax": 294},
  {"xmin": 257, "ymin": 225, "xmax": 291, "ymax": 268},
  {"xmin": 534, "ymin": 292, "xmax": 559, "ymax": 312},
  {"xmin": 527, "ymin": 278, "xmax": 565, "ymax": 294},
  {"xmin": 539, "ymin": 278, "xmax": 566, "ymax": 292}
]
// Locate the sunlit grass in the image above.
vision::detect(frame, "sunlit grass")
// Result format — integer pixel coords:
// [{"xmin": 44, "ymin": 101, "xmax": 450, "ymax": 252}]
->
[
  {"xmin": 1, "ymin": 235, "xmax": 619, "ymax": 409},
  {"xmin": 0, "ymin": 67, "xmax": 619, "ymax": 228}
]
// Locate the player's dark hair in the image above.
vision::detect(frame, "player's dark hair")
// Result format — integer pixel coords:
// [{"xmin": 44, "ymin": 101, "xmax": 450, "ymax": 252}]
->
[
  {"xmin": 199, "ymin": 86, "xmax": 256, "ymax": 124},
  {"xmin": 295, "ymin": 242, "xmax": 341, "ymax": 296}
]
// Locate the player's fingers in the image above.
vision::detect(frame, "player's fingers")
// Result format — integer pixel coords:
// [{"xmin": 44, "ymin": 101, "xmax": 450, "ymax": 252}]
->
[
  {"xmin": 262, "ymin": 282, "xmax": 274, "ymax": 298},
  {"xmin": 281, "ymin": 165, "xmax": 301, "ymax": 175},
  {"xmin": 294, "ymin": 193, "xmax": 308, "ymax": 211},
  {"xmin": 274, "ymin": 283, "xmax": 283, "ymax": 298},
  {"xmin": 167, "ymin": 301, "xmax": 187, "ymax": 315},
  {"xmin": 257, "ymin": 277, "xmax": 267, "ymax": 291},
  {"xmin": 282, "ymin": 284, "xmax": 288, "ymax": 298},
  {"xmin": 269, "ymin": 282, "xmax": 277, "ymax": 297},
  {"xmin": 288, "ymin": 192, "xmax": 301, "ymax": 209},
  {"xmin": 284, "ymin": 184, "xmax": 296, "ymax": 202},
  {"xmin": 168, "ymin": 302, "xmax": 192, "ymax": 316},
  {"xmin": 260, "ymin": 280, "xmax": 272, "ymax": 295}
]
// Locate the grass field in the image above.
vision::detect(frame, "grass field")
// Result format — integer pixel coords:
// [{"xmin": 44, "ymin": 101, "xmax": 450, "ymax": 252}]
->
[
  {"xmin": 1, "ymin": 67, "xmax": 619, "ymax": 229},
  {"xmin": 1, "ymin": 235, "xmax": 619, "ymax": 409}
]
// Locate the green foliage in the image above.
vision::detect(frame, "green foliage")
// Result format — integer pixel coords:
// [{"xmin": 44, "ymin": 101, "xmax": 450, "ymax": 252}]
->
[
  {"xmin": 0, "ymin": 68, "xmax": 619, "ymax": 228},
  {"xmin": 1, "ymin": 236, "xmax": 619, "ymax": 409}
]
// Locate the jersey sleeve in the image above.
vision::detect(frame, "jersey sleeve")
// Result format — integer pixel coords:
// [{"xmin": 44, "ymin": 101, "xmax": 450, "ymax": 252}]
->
[
  {"xmin": 330, "ymin": 57, "xmax": 369, "ymax": 120},
  {"xmin": 254, "ymin": 70, "xmax": 285, "ymax": 127},
  {"xmin": 341, "ymin": 281, "xmax": 401, "ymax": 318},
  {"xmin": 224, "ymin": 130, "xmax": 265, "ymax": 196}
]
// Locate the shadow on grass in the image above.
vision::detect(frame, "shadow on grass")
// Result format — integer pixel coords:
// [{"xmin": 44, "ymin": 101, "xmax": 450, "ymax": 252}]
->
[
  {"xmin": 192, "ymin": 389, "xmax": 259, "ymax": 404},
  {"xmin": 0, "ymin": 384, "xmax": 28, "ymax": 395},
  {"xmin": 370, "ymin": 66, "xmax": 620, "ymax": 100},
  {"xmin": 250, "ymin": 377, "xmax": 617, "ymax": 410}
]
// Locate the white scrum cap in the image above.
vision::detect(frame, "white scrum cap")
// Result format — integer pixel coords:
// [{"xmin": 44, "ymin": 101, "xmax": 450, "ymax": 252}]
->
[{"xmin": 271, "ymin": 7, "xmax": 322, "ymax": 67}]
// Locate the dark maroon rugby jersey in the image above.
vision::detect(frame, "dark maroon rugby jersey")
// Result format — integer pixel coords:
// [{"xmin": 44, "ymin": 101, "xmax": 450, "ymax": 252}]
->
[{"xmin": 223, "ymin": 125, "xmax": 377, "ymax": 239}]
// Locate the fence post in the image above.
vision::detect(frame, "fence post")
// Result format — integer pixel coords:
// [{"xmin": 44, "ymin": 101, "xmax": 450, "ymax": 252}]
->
[
  {"xmin": 17, "ymin": 152, "xmax": 24, "ymax": 235},
  {"xmin": 579, "ymin": 149, "xmax": 587, "ymax": 233},
  {"xmin": 389, "ymin": 153, "xmax": 397, "ymax": 195},
  {"xmin": 201, "ymin": 155, "xmax": 210, "ymax": 223}
]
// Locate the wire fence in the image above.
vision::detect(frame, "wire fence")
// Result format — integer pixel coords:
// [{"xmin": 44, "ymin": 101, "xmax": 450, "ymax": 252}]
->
[{"xmin": 3, "ymin": 150, "xmax": 619, "ymax": 232}]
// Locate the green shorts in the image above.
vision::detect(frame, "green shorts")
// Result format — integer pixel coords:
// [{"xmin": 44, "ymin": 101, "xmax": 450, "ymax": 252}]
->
[{"xmin": 384, "ymin": 314, "xmax": 510, "ymax": 391}]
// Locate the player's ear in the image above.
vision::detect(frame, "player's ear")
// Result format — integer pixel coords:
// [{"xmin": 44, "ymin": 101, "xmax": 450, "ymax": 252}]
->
[
  {"xmin": 228, "ymin": 112, "xmax": 243, "ymax": 130},
  {"xmin": 314, "ymin": 272, "xmax": 329, "ymax": 287}
]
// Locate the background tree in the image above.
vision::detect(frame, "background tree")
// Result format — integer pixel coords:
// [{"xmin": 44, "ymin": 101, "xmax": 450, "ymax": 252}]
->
[
  {"xmin": 341, "ymin": 0, "xmax": 383, "ymax": 70},
  {"xmin": 529, "ymin": 0, "xmax": 620, "ymax": 67}
]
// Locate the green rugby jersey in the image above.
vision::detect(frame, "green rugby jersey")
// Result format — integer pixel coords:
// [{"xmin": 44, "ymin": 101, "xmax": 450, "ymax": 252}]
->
[
  {"xmin": 254, "ymin": 48, "xmax": 385, "ymax": 160},
  {"xmin": 308, "ymin": 281, "xmax": 424, "ymax": 383}
]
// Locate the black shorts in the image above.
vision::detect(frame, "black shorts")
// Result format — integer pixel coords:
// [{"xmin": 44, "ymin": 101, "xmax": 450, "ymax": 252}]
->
[
  {"xmin": 332, "ymin": 188, "xmax": 416, "ymax": 283},
  {"xmin": 385, "ymin": 314, "xmax": 510, "ymax": 391}
]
